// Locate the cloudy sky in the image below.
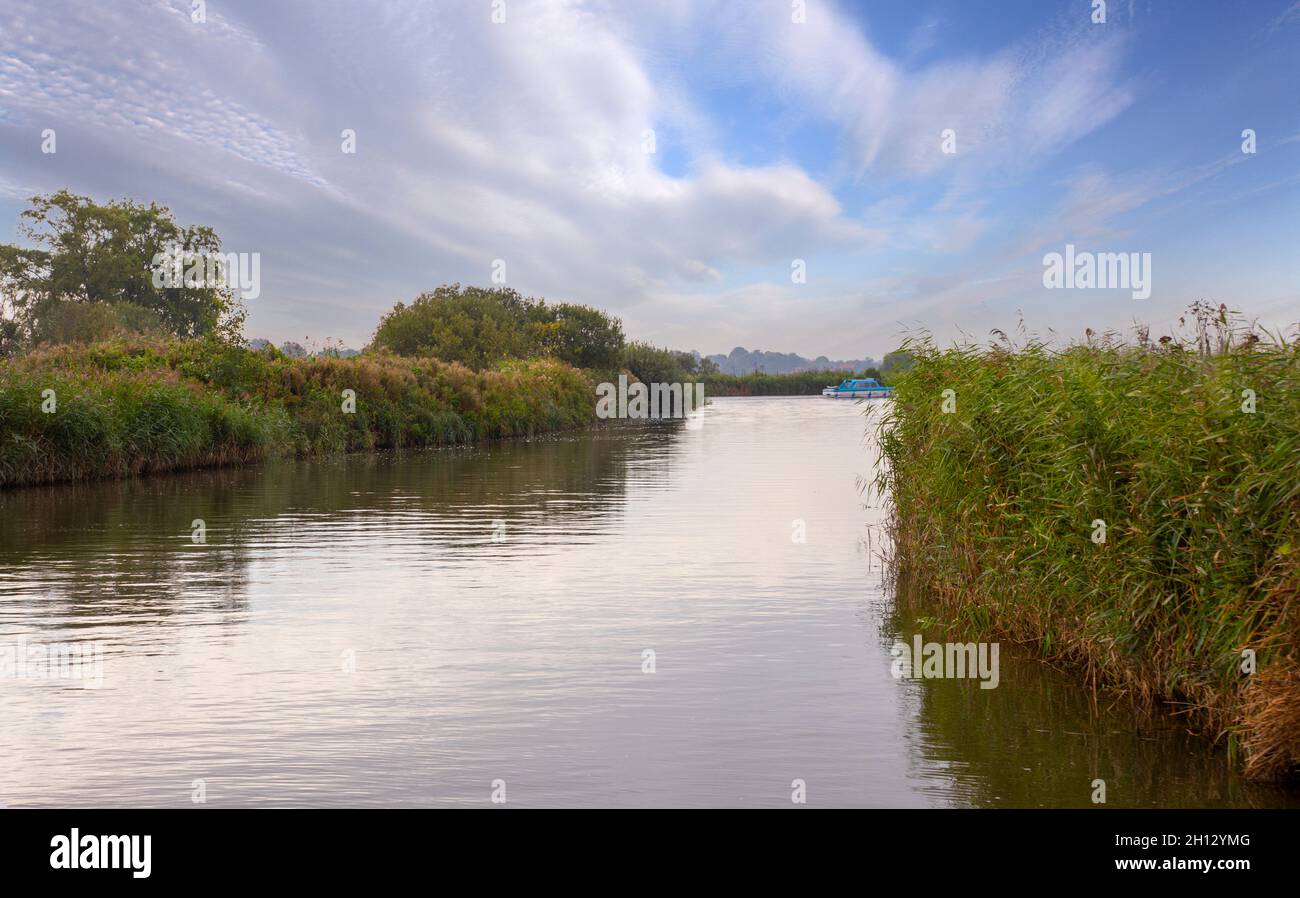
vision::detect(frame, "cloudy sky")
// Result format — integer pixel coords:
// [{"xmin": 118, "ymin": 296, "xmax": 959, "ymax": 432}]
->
[{"xmin": 1, "ymin": 0, "xmax": 1297, "ymax": 357}]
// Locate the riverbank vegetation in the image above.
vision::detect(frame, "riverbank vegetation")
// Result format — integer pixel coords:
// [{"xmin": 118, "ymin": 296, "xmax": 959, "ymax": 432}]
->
[
  {"xmin": 0, "ymin": 194, "xmax": 622, "ymax": 488},
  {"xmin": 874, "ymin": 306, "xmax": 1300, "ymax": 781},
  {"xmin": 704, "ymin": 368, "xmax": 884, "ymax": 396},
  {"xmin": 1, "ymin": 190, "xmax": 890, "ymax": 489},
  {"xmin": 369, "ymin": 282, "xmax": 625, "ymax": 370},
  {"xmin": 0, "ymin": 339, "xmax": 591, "ymax": 488},
  {"xmin": 616, "ymin": 342, "xmax": 896, "ymax": 396}
]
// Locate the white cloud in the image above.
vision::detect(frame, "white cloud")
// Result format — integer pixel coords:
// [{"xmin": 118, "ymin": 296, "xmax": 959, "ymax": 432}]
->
[{"xmin": 6, "ymin": 0, "xmax": 1269, "ymax": 358}]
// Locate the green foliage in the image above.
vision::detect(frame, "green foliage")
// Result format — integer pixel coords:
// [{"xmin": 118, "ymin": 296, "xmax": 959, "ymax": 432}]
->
[
  {"xmin": 874, "ymin": 327, "xmax": 1300, "ymax": 780},
  {"xmin": 0, "ymin": 339, "xmax": 596, "ymax": 488},
  {"xmin": 879, "ymin": 350, "xmax": 914, "ymax": 377},
  {"xmin": 27, "ymin": 299, "xmax": 168, "ymax": 346},
  {"xmin": 621, "ymin": 342, "xmax": 710, "ymax": 386},
  {"xmin": 0, "ymin": 190, "xmax": 242, "ymax": 351},
  {"xmin": 622, "ymin": 344, "xmax": 885, "ymax": 397},
  {"xmin": 704, "ymin": 367, "xmax": 884, "ymax": 396},
  {"xmin": 368, "ymin": 283, "xmax": 624, "ymax": 370},
  {"xmin": 537, "ymin": 302, "xmax": 626, "ymax": 369}
]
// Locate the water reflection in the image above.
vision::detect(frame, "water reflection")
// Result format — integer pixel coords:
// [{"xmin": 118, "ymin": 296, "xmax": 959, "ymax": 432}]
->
[
  {"xmin": 885, "ymin": 615, "xmax": 1300, "ymax": 808},
  {"xmin": 0, "ymin": 398, "xmax": 1294, "ymax": 807},
  {"xmin": 0, "ymin": 429, "xmax": 643, "ymax": 628}
]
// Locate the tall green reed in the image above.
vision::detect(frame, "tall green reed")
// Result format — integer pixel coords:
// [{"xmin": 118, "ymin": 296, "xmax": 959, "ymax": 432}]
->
[{"xmin": 873, "ymin": 315, "xmax": 1299, "ymax": 780}]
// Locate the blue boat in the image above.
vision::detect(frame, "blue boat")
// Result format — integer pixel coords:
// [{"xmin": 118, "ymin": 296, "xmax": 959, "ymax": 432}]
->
[{"xmin": 821, "ymin": 377, "xmax": 894, "ymax": 399}]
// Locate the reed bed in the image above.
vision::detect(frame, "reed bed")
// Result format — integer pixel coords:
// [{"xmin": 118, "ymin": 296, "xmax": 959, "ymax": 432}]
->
[
  {"xmin": 873, "ymin": 316, "xmax": 1300, "ymax": 780},
  {"xmin": 0, "ymin": 338, "xmax": 595, "ymax": 488}
]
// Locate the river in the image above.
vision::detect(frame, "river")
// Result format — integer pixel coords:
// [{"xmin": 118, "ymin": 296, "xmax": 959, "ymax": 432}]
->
[{"xmin": 1, "ymin": 397, "xmax": 1294, "ymax": 807}]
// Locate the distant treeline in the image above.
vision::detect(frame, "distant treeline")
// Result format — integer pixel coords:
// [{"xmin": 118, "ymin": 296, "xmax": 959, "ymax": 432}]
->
[
  {"xmin": 703, "ymin": 368, "xmax": 885, "ymax": 396},
  {"xmin": 705, "ymin": 346, "xmax": 876, "ymax": 375}
]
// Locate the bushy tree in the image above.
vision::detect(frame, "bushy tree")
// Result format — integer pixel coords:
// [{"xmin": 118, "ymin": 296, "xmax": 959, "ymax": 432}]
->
[
  {"xmin": 28, "ymin": 300, "xmax": 168, "ymax": 346},
  {"xmin": 0, "ymin": 190, "xmax": 242, "ymax": 352},
  {"xmin": 620, "ymin": 343, "xmax": 721, "ymax": 384},
  {"xmin": 369, "ymin": 283, "xmax": 624, "ymax": 370},
  {"xmin": 368, "ymin": 285, "xmax": 536, "ymax": 367},
  {"xmin": 622, "ymin": 342, "xmax": 694, "ymax": 386},
  {"xmin": 534, "ymin": 302, "xmax": 625, "ymax": 370},
  {"xmin": 879, "ymin": 351, "xmax": 914, "ymax": 377}
]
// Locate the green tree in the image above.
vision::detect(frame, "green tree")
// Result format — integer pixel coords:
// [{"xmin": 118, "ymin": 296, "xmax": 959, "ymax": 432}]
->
[
  {"xmin": 879, "ymin": 350, "xmax": 914, "ymax": 377},
  {"xmin": 369, "ymin": 284, "xmax": 624, "ymax": 370},
  {"xmin": 0, "ymin": 190, "xmax": 241, "ymax": 351},
  {"xmin": 25, "ymin": 300, "xmax": 168, "ymax": 346},
  {"xmin": 532, "ymin": 302, "xmax": 625, "ymax": 370},
  {"xmin": 369, "ymin": 284, "xmax": 539, "ymax": 367},
  {"xmin": 622, "ymin": 342, "xmax": 694, "ymax": 386}
]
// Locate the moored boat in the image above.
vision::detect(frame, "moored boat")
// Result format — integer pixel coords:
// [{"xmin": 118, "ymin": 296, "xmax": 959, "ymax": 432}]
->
[{"xmin": 821, "ymin": 377, "xmax": 894, "ymax": 399}]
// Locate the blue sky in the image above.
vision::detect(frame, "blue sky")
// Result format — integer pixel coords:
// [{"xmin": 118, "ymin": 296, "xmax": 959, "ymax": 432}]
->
[{"xmin": 1, "ymin": 0, "xmax": 1297, "ymax": 357}]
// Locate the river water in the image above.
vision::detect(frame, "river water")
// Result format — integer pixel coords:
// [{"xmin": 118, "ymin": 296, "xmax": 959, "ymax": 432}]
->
[{"xmin": 1, "ymin": 397, "xmax": 1294, "ymax": 807}]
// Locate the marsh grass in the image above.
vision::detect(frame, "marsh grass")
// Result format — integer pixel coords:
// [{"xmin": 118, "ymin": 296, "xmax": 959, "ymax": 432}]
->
[
  {"xmin": 872, "ymin": 307, "xmax": 1300, "ymax": 780},
  {"xmin": 1, "ymin": 338, "xmax": 594, "ymax": 488}
]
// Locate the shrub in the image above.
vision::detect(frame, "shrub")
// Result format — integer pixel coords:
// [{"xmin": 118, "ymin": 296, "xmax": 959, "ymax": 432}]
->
[
  {"xmin": 369, "ymin": 283, "xmax": 624, "ymax": 370},
  {"xmin": 0, "ymin": 338, "xmax": 599, "ymax": 488}
]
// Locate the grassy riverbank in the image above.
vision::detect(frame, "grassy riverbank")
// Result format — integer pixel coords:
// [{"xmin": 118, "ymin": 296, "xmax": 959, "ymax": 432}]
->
[
  {"xmin": 874, "ymin": 330, "xmax": 1300, "ymax": 781},
  {"xmin": 0, "ymin": 339, "xmax": 594, "ymax": 488}
]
